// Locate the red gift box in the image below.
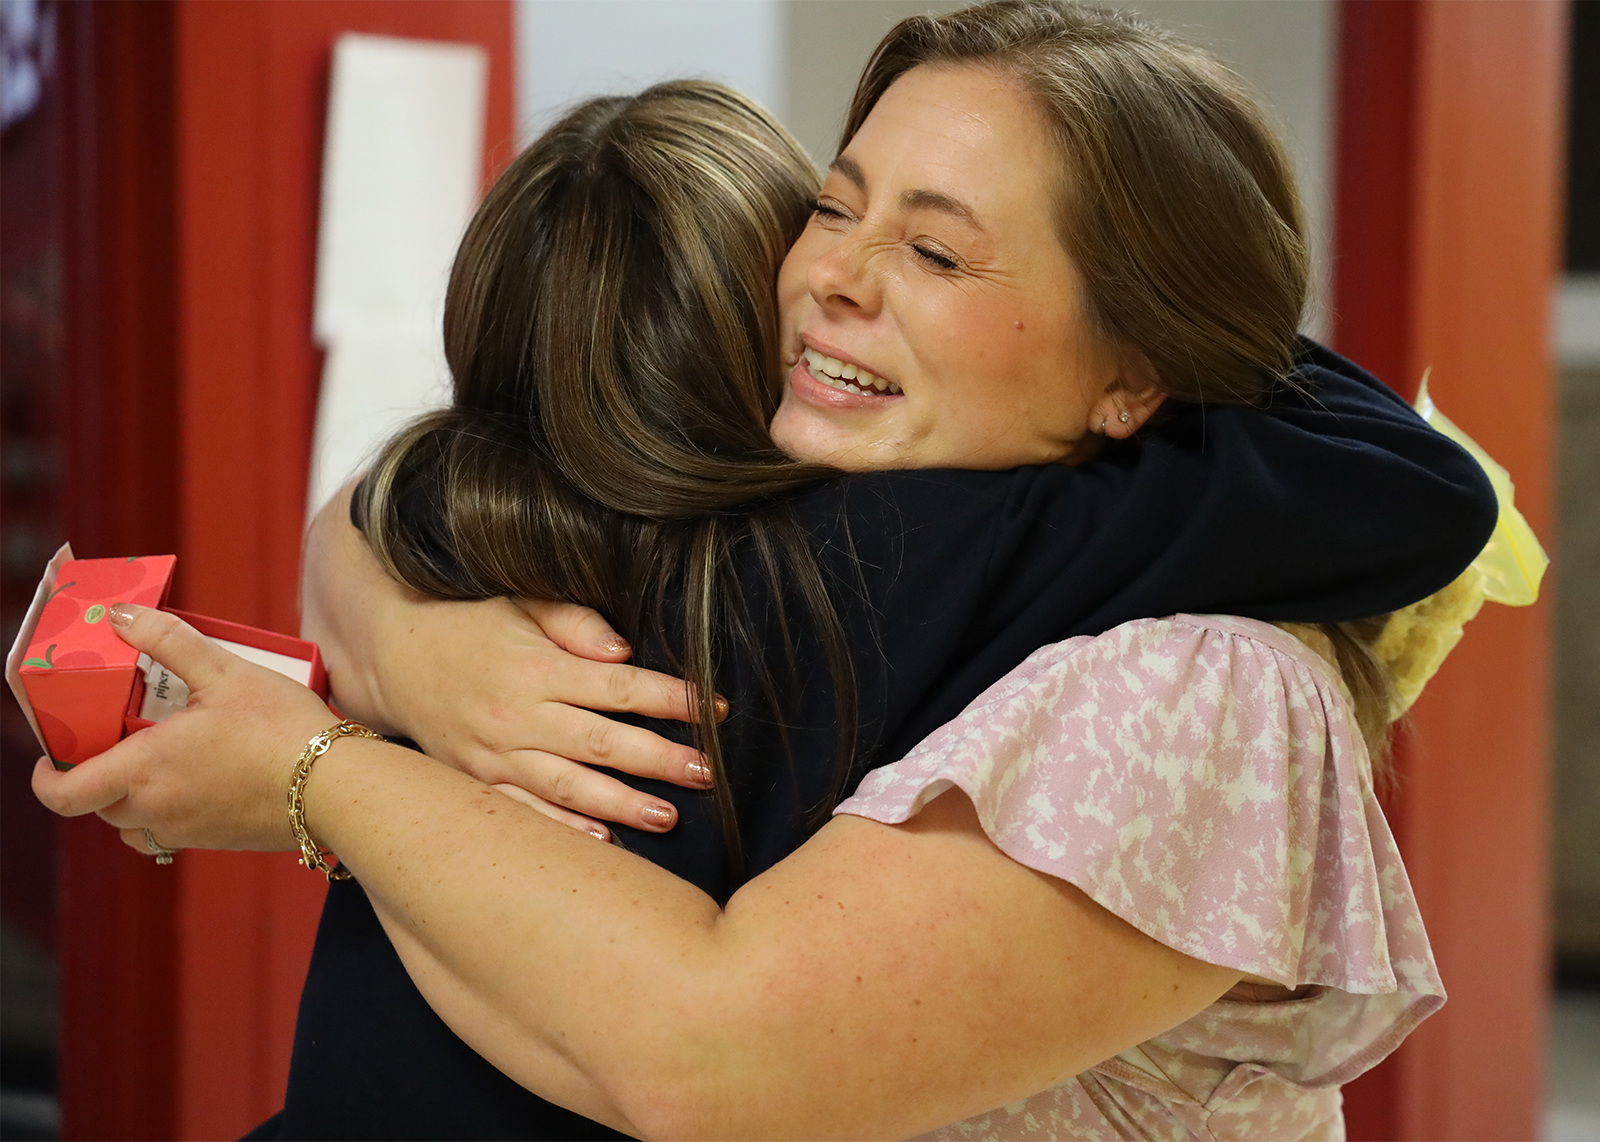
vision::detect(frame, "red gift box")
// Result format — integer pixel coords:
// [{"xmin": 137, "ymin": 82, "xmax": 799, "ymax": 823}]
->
[{"xmin": 6, "ymin": 545, "xmax": 328, "ymax": 768}]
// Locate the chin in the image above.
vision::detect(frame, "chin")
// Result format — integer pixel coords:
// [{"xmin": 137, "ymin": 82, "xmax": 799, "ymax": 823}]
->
[
  {"xmin": 769, "ymin": 402, "xmax": 907, "ymax": 472},
  {"xmin": 772, "ymin": 431, "xmax": 875, "ymax": 471},
  {"xmin": 770, "ymin": 407, "xmax": 838, "ymax": 467}
]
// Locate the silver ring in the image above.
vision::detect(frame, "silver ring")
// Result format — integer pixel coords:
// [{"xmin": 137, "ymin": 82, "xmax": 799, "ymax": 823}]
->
[{"xmin": 143, "ymin": 828, "xmax": 177, "ymax": 865}]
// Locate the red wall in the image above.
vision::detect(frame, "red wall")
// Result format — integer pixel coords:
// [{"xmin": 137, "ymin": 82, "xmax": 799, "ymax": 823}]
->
[
  {"xmin": 1333, "ymin": 3, "xmax": 1566, "ymax": 1138},
  {"xmin": 58, "ymin": 3, "xmax": 514, "ymax": 1138}
]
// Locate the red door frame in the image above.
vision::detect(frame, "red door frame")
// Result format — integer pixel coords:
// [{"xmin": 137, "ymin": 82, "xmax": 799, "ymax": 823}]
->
[
  {"xmin": 56, "ymin": 6, "xmax": 183, "ymax": 1136},
  {"xmin": 57, "ymin": 4, "xmax": 513, "ymax": 1138},
  {"xmin": 1333, "ymin": 2, "xmax": 1566, "ymax": 1138}
]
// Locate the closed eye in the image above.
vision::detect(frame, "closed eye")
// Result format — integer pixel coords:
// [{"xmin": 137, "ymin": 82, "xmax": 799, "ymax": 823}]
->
[{"xmin": 913, "ymin": 244, "xmax": 960, "ymax": 271}]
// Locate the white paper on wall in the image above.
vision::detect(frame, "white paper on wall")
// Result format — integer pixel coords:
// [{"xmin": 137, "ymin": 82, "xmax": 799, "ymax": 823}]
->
[
  {"xmin": 309, "ymin": 328, "xmax": 455, "ymax": 516},
  {"xmin": 306, "ymin": 32, "xmax": 488, "ymax": 522}
]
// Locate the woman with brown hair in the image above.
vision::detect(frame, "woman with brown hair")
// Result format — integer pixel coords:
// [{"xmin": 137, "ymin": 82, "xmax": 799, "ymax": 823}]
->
[{"xmin": 40, "ymin": 3, "xmax": 1489, "ymax": 1137}]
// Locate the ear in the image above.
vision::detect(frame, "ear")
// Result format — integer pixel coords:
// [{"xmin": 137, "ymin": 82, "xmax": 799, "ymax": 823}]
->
[{"xmin": 1089, "ymin": 350, "xmax": 1166, "ymax": 440}]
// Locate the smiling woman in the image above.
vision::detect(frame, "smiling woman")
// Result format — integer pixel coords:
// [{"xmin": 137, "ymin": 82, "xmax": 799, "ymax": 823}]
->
[
  {"xmin": 773, "ymin": 66, "xmax": 1139, "ymax": 470},
  {"xmin": 32, "ymin": 2, "xmax": 1500, "ymax": 1139}
]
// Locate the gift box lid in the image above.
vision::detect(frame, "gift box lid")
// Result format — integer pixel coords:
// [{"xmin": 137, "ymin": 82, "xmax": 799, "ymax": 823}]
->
[
  {"xmin": 18, "ymin": 555, "xmax": 177, "ymax": 674},
  {"xmin": 6, "ymin": 548, "xmax": 331, "ymax": 768}
]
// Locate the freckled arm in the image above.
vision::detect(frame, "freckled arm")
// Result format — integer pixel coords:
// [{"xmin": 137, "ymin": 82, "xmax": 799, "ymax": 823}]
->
[{"xmin": 303, "ymin": 740, "xmax": 1240, "ymax": 1140}]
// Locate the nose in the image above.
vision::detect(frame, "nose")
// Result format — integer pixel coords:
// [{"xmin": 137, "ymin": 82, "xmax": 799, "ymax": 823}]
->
[{"xmin": 806, "ymin": 231, "xmax": 881, "ymax": 318}]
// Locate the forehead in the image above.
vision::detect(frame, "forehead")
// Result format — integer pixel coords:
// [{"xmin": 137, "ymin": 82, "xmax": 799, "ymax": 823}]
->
[{"xmin": 840, "ymin": 64, "xmax": 1062, "ymax": 227}]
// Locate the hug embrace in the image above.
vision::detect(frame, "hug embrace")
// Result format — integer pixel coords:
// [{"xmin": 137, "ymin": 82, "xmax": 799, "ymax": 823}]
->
[{"xmin": 36, "ymin": 2, "xmax": 1504, "ymax": 1138}]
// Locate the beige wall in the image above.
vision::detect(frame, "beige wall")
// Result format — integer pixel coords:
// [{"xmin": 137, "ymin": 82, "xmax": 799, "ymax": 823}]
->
[{"xmin": 783, "ymin": 0, "xmax": 960, "ymax": 164}]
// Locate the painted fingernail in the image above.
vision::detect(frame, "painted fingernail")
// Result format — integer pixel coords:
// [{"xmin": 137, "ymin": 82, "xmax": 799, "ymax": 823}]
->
[
  {"xmin": 601, "ymin": 633, "xmax": 630, "ymax": 655},
  {"xmin": 713, "ymin": 694, "xmax": 729, "ymax": 719},
  {"xmin": 640, "ymin": 802, "xmax": 675, "ymax": 829},
  {"xmin": 108, "ymin": 603, "xmax": 137, "ymax": 628},
  {"xmin": 686, "ymin": 759, "xmax": 713, "ymax": 786},
  {"xmin": 587, "ymin": 824, "xmax": 611, "ymax": 842}
]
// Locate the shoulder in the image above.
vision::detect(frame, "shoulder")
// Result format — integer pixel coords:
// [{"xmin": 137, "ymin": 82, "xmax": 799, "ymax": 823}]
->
[
  {"xmin": 838, "ymin": 615, "xmax": 1382, "ymax": 982},
  {"xmin": 795, "ymin": 466, "xmax": 1101, "ymax": 525},
  {"xmin": 795, "ymin": 462, "xmax": 1152, "ymax": 530},
  {"xmin": 842, "ymin": 614, "xmax": 1444, "ymax": 1096},
  {"xmin": 791, "ymin": 466, "xmax": 1123, "ymax": 590},
  {"xmin": 862, "ymin": 614, "xmax": 1349, "ymax": 765}
]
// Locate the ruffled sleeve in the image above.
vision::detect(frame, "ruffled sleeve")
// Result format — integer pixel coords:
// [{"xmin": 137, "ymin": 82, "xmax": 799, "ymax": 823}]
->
[{"xmin": 835, "ymin": 614, "xmax": 1444, "ymax": 1090}]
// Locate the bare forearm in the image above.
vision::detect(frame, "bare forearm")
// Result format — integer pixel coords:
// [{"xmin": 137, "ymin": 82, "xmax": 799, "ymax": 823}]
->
[
  {"xmin": 303, "ymin": 738, "xmax": 1236, "ymax": 1140},
  {"xmin": 301, "ymin": 480, "xmax": 411, "ymax": 734}
]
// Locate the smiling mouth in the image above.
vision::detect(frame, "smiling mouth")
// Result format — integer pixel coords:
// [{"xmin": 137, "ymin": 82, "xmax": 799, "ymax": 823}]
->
[{"xmin": 802, "ymin": 347, "xmax": 903, "ymax": 396}]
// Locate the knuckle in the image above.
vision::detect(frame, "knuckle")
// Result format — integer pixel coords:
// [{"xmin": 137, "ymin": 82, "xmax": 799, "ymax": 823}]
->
[
  {"xmin": 548, "ymin": 767, "xmax": 580, "ymax": 807},
  {"xmin": 586, "ymin": 720, "xmax": 614, "ymax": 760},
  {"xmin": 604, "ymin": 668, "xmax": 635, "ymax": 708},
  {"xmin": 558, "ymin": 600, "xmax": 597, "ymax": 624},
  {"xmin": 147, "ymin": 613, "xmax": 186, "ymax": 658},
  {"xmin": 662, "ymin": 744, "xmax": 695, "ymax": 778},
  {"xmin": 125, "ymin": 763, "xmax": 155, "ymax": 798},
  {"xmin": 478, "ymin": 701, "xmax": 516, "ymax": 744},
  {"xmin": 475, "ymin": 704, "xmax": 532, "ymax": 756}
]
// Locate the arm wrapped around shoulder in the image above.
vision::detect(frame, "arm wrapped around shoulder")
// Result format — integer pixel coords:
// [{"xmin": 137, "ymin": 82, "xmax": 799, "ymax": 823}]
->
[{"xmin": 1127, "ymin": 338, "xmax": 1501, "ymax": 623}]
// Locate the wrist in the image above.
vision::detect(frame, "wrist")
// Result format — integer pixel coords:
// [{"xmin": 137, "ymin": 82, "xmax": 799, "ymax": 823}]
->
[{"xmin": 289, "ymin": 719, "xmax": 383, "ymax": 879}]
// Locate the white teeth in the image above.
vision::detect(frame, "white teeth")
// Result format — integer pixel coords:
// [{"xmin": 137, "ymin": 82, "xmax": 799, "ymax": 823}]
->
[{"xmin": 802, "ymin": 347, "xmax": 903, "ymax": 396}]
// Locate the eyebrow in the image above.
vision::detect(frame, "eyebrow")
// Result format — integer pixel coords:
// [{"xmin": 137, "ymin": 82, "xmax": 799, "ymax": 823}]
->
[{"xmin": 828, "ymin": 155, "xmax": 986, "ymax": 233}]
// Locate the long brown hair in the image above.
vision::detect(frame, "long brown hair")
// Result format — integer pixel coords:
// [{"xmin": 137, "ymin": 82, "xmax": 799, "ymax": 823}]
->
[
  {"xmin": 843, "ymin": 0, "xmax": 1395, "ymax": 762},
  {"xmin": 360, "ymin": 81, "xmax": 856, "ymax": 867}
]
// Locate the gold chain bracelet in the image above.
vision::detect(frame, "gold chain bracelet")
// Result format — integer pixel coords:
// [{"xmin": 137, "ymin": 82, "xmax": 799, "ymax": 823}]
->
[{"xmin": 289, "ymin": 719, "xmax": 382, "ymax": 880}]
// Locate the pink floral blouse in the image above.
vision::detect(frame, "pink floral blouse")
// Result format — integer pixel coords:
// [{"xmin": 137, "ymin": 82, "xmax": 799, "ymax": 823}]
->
[{"xmin": 835, "ymin": 614, "xmax": 1444, "ymax": 1141}]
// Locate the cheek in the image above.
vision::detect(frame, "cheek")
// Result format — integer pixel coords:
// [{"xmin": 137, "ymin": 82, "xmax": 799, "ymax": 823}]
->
[
  {"xmin": 910, "ymin": 305, "xmax": 1028, "ymax": 414},
  {"xmin": 777, "ymin": 254, "xmax": 802, "ymax": 308},
  {"xmin": 777, "ymin": 230, "xmax": 822, "ymax": 318},
  {"xmin": 917, "ymin": 323, "xmax": 1084, "ymax": 458}
]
